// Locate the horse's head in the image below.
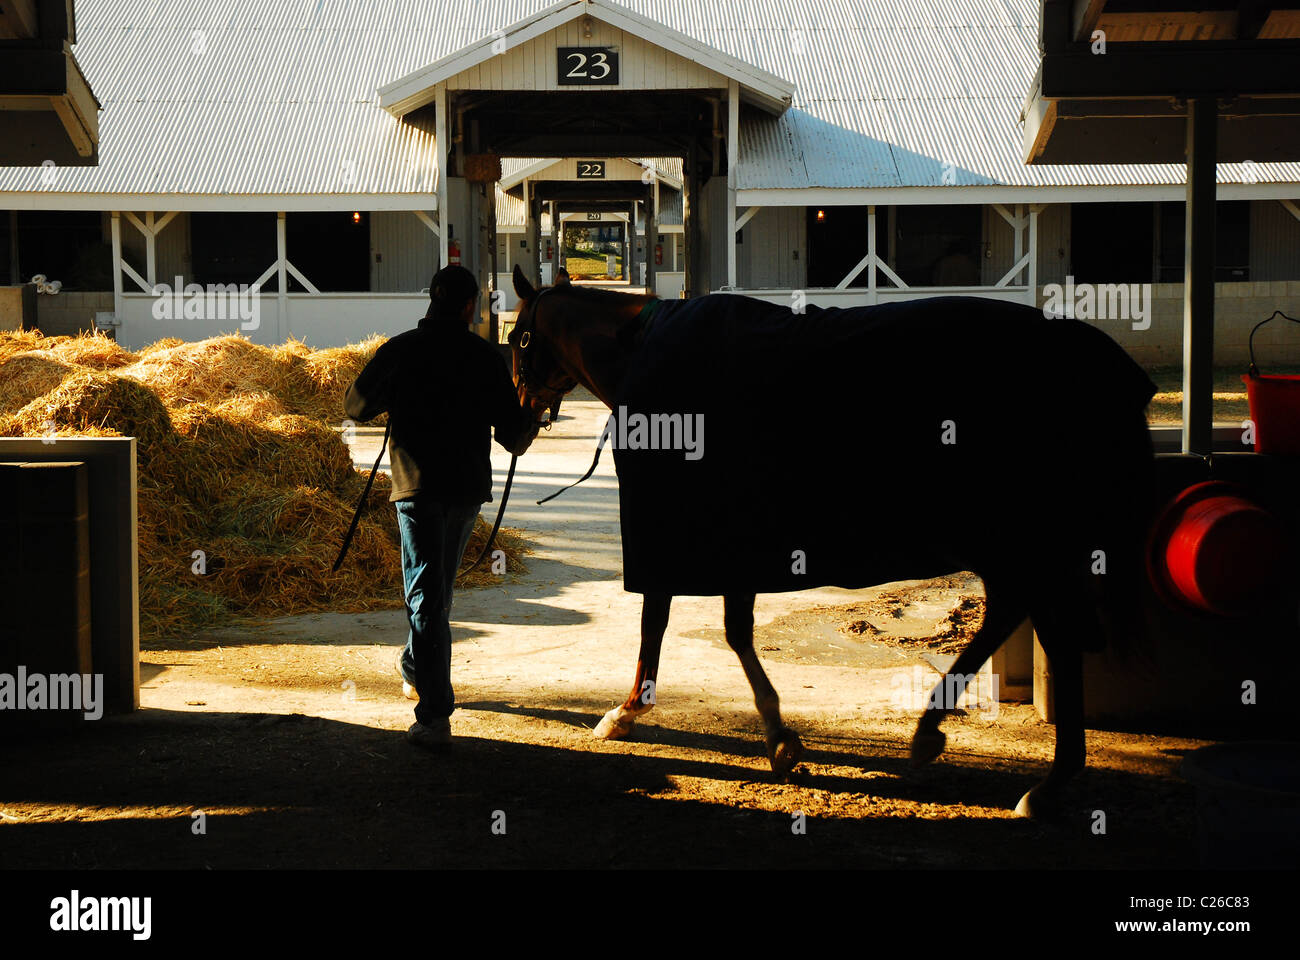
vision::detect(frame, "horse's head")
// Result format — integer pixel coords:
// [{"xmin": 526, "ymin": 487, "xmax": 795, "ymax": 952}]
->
[{"xmin": 509, "ymin": 264, "xmax": 580, "ymax": 427}]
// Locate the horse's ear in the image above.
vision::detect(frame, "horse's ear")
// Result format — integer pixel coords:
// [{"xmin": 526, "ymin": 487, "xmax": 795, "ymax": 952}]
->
[{"xmin": 513, "ymin": 264, "xmax": 536, "ymax": 301}]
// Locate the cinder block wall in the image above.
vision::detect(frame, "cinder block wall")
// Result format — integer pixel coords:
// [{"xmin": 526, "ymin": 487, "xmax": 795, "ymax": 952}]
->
[
  {"xmin": 1034, "ymin": 281, "xmax": 1300, "ymax": 367},
  {"xmin": 33, "ymin": 291, "xmax": 115, "ymax": 336}
]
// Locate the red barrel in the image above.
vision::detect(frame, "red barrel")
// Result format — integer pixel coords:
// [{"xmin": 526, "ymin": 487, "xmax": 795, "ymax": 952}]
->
[{"xmin": 1149, "ymin": 481, "xmax": 1290, "ymax": 616}]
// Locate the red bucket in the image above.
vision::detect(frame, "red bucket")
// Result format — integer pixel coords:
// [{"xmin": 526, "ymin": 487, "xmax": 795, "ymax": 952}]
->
[
  {"xmin": 1243, "ymin": 311, "xmax": 1300, "ymax": 455},
  {"xmin": 1243, "ymin": 373, "xmax": 1300, "ymax": 455}
]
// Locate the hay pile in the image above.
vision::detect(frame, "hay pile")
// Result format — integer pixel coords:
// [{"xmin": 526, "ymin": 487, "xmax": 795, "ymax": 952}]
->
[{"xmin": 0, "ymin": 331, "xmax": 529, "ymax": 641}]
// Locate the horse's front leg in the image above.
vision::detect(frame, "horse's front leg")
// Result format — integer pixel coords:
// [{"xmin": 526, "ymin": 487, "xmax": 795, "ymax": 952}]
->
[
  {"xmin": 724, "ymin": 592, "xmax": 803, "ymax": 777},
  {"xmin": 593, "ymin": 592, "xmax": 671, "ymax": 740}
]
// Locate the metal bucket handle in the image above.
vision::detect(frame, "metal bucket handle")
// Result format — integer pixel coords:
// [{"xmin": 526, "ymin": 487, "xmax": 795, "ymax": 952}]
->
[{"xmin": 1248, "ymin": 310, "xmax": 1300, "ymax": 377}]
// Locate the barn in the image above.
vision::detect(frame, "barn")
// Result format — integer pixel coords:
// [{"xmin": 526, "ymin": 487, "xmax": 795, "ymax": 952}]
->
[
  {"xmin": 2, "ymin": 0, "xmax": 1298, "ymax": 372},
  {"xmin": 2, "ymin": 0, "xmax": 1300, "ymax": 904}
]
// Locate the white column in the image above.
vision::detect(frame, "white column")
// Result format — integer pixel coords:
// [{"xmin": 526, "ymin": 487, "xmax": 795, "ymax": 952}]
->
[
  {"xmin": 1027, "ymin": 205, "xmax": 1040, "ymax": 307},
  {"xmin": 867, "ymin": 204, "xmax": 877, "ymax": 301},
  {"xmin": 110, "ymin": 211, "xmax": 124, "ymax": 319},
  {"xmin": 1013, "ymin": 203, "xmax": 1024, "ymax": 285},
  {"xmin": 435, "ymin": 83, "xmax": 449, "ymax": 269},
  {"xmin": 726, "ymin": 79, "xmax": 739, "ymax": 289},
  {"xmin": 145, "ymin": 211, "xmax": 157, "ymax": 288},
  {"xmin": 276, "ymin": 211, "xmax": 287, "ymax": 340}
]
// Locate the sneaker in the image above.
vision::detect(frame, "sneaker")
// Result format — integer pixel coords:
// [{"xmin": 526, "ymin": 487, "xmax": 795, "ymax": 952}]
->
[
  {"xmin": 396, "ymin": 651, "xmax": 418, "ymax": 701},
  {"xmin": 407, "ymin": 719, "xmax": 451, "ymax": 750}
]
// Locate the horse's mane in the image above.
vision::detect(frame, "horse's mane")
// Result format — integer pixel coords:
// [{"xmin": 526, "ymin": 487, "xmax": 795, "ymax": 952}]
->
[{"xmin": 544, "ymin": 283, "xmax": 652, "ymax": 306}]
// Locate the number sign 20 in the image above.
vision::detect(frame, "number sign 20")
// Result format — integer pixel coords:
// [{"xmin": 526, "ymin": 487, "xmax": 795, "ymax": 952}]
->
[{"xmin": 557, "ymin": 47, "xmax": 619, "ymax": 85}]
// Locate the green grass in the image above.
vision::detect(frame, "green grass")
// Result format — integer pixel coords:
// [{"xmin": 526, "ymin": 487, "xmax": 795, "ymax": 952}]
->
[{"xmin": 563, "ymin": 254, "xmax": 623, "ymax": 278}]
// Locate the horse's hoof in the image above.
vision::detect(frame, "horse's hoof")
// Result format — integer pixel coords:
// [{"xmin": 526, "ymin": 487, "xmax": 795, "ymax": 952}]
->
[
  {"xmin": 910, "ymin": 728, "xmax": 946, "ymax": 766},
  {"xmin": 593, "ymin": 707, "xmax": 634, "ymax": 740},
  {"xmin": 1014, "ymin": 787, "xmax": 1060, "ymax": 820},
  {"xmin": 767, "ymin": 728, "xmax": 804, "ymax": 778}
]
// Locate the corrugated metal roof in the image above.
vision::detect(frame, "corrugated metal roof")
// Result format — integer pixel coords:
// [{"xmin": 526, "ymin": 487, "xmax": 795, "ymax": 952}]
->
[{"xmin": 0, "ymin": 0, "xmax": 1295, "ymax": 201}]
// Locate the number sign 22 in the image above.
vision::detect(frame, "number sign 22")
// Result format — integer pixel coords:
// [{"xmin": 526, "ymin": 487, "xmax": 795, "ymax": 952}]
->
[
  {"xmin": 557, "ymin": 47, "xmax": 619, "ymax": 85},
  {"xmin": 576, "ymin": 161, "xmax": 605, "ymax": 179}
]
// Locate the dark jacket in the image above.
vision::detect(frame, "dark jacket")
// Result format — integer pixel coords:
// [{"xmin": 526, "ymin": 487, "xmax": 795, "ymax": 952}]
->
[{"xmin": 343, "ymin": 316, "xmax": 534, "ymax": 503}]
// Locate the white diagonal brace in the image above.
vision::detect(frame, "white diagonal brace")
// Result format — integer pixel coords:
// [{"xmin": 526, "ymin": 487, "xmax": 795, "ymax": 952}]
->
[
  {"xmin": 414, "ymin": 210, "xmax": 440, "ymax": 235},
  {"xmin": 996, "ymin": 251, "xmax": 1032, "ymax": 288},
  {"xmin": 285, "ymin": 260, "xmax": 320, "ymax": 295}
]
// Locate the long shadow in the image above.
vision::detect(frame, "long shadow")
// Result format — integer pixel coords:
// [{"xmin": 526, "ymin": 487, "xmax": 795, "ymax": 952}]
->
[{"xmin": 0, "ymin": 708, "xmax": 1198, "ymax": 869}]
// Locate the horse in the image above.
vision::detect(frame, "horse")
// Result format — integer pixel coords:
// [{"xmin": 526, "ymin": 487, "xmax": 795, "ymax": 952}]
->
[{"xmin": 507, "ymin": 263, "xmax": 1156, "ymax": 818}]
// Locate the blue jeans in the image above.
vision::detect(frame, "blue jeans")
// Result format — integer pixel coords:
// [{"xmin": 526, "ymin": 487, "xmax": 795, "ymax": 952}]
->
[{"xmin": 395, "ymin": 496, "xmax": 480, "ymax": 724}]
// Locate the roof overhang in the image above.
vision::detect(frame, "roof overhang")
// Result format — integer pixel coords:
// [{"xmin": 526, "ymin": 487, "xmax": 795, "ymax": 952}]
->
[
  {"xmin": 500, "ymin": 157, "xmax": 682, "ymax": 191},
  {"xmin": 0, "ymin": 1, "xmax": 100, "ymax": 165},
  {"xmin": 377, "ymin": 0, "xmax": 795, "ymax": 117},
  {"xmin": 1022, "ymin": 1, "xmax": 1300, "ymax": 163}
]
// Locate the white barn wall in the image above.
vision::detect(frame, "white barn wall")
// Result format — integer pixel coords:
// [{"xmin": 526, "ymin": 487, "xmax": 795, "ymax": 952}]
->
[
  {"xmin": 1251, "ymin": 200, "xmax": 1300, "ymax": 282},
  {"xmin": 445, "ymin": 19, "xmax": 729, "ymax": 93},
  {"xmin": 981, "ymin": 203, "xmax": 1069, "ymax": 288},
  {"xmin": 371, "ymin": 210, "xmax": 438, "ymax": 292},
  {"xmin": 739, "ymin": 206, "xmax": 804, "ymax": 290}
]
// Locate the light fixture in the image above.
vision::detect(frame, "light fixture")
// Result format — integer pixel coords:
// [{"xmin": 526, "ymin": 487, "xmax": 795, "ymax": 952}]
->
[
  {"xmin": 582, "ymin": 14, "xmax": 593, "ymax": 39},
  {"xmin": 816, "ymin": 209, "xmax": 826, "ymax": 222},
  {"xmin": 352, "ymin": 211, "xmax": 362, "ymax": 223}
]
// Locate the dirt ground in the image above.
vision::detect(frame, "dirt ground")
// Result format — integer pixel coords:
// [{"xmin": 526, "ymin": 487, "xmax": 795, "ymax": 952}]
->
[{"xmin": 0, "ymin": 392, "xmax": 1210, "ymax": 869}]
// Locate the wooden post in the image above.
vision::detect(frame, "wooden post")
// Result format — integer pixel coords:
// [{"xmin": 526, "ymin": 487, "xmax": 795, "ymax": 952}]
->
[
  {"xmin": 436, "ymin": 84, "xmax": 449, "ymax": 270},
  {"xmin": 110, "ymin": 212, "xmax": 124, "ymax": 321},
  {"xmin": 726, "ymin": 78, "xmax": 739, "ymax": 290},
  {"xmin": 867, "ymin": 204, "xmax": 877, "ymax": 301},
  {"xmin": 276, "ymin": 211, "xmax": 287, "ymax": 341},
  {"xmin": 1027, "ymin": 205, "xmax": 1040, "ymax": 307},
  {"xmin": 1183, "ymin": 98, "xmax": 1217, "ymax": 456},
  {"xmin": 684, "ymin": 143, "xmax": 696, "ymax": 297},
  {"xmin": 145, "ymin": 211, "xmax": 156, "ymax": 288}
]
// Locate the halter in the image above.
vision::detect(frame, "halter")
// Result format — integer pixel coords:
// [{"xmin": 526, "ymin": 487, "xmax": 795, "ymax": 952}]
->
[{"xmin": 512, "ymin": 284, "xmax": 575, "ymax": 428}]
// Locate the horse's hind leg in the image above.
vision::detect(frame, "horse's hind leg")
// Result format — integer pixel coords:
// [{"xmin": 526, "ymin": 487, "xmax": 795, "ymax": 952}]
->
[
  {"xmin": 724, "ymin": 593, "xmax": 803, "ymax": 778},
  {"xmin": 911, "ymin": 585, "xmax": 1027, "ymax": 765},
  {"xmin": 1014, "ymin": 629, "xmax": 1085, "ymax": 820},
  {"xmin": 593, "ymin": 591, "xmax": 671, "ymax": 740}
]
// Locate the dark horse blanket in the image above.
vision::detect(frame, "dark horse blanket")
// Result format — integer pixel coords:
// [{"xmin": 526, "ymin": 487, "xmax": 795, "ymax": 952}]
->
[{"xmin": 611, "ymin": 294, "xmax": 1156, "ymax": 596}]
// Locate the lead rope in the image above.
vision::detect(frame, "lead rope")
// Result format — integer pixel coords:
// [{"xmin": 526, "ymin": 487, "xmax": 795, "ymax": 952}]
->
[
  {"xmin": 534, "ymin": 298, "xmax": 660, "ymax": 505},
  {"xmin": 332, "ymin": 421, "xmax": 517, "ymax": 577},
  {"xmin": 536, "ymin": 426, "xmax": 607, "ymax": 505}
]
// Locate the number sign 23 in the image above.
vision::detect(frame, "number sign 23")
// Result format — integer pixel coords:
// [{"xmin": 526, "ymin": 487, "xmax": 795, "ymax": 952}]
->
[{"xmin": 557, "ymin": 47, "xmax": 619, "ymax": 85}]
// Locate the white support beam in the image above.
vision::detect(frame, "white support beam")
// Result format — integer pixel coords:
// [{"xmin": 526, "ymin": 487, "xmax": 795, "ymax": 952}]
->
[
  {"xmin": 1027, "ymin": 204, "xmax": 1041, "ymax": 303},
  {"xmin": 276, "ymin": 212, "xmax": 288, "ymax": 339},
  {"xmin": 119, "ymin": 259, "xmax": 149, "ymax": 294},
  {"xmin": 435, "ymin": 83, "xmax": 449, "ymax": 268},
  {"xmin": 1281, "ymin": 198, "xmax": 1300, "ymax": 222},
  {"xmin": 726, "ymin": 78, "xmax": 739, "ymax": 290},
  {"xmin": 414, "ymin": 210, "xmax": 440, "ymax": 235},
  {"xmin": 110, "ymin": 212, "xmax": 124, "ymax": 317},
  {"xmin": 867, "ymin": 204, "xmax": 877, "ymax": 296},
  {"xmin": 836, "ymin": 251, "xmax": 872, "ymax": 290},
  {"xmin": 996, "ymin": 252, "xmax": 1032, "ymax": 288},
  {"xmin": 250, "ymin": 262, "xmax": 278, "ymax": 295},
  {"xmin": 284, "ymin": 261, "xmax": 320, "ymax": 295},
  {"xmin": 875, "ymin": 257, "xmax": 908, "ymax": 289},
  {"xmin": 735, "ymin": 206, "xmax": 760, "ymax": 232},
  {"xmin": 145, "ymin": 211, "xmax": 156, "ymax": 287},
  {"xmin": 991, "ymin": 203, "xmax": 1021, "ymax": 229}
]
